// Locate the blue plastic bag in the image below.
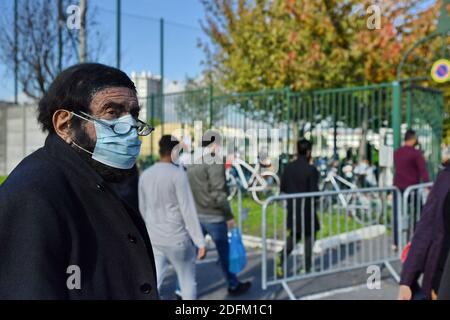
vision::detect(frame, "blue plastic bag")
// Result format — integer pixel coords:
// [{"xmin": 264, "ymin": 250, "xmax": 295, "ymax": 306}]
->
[{"xmin": 228, "ymin": 228, "xmax": 247, "ymax": 274}]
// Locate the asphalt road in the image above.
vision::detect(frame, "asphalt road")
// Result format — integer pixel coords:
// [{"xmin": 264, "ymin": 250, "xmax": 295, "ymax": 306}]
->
[{"xmin": 158, "ymin": 236, "xmax": 402, "ymax": 300}]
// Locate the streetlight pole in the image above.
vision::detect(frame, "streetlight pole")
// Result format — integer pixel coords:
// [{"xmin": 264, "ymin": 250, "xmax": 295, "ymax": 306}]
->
[
  {"xmin": 116, "ymin": 0, "xmax": 121, "ymax": 69},
  {"xmin": 14, "ymin": 0, "xmax": 18, "ymax": 104},
  {"xmin": 79, "ymin": 0, "xmax": 87, "ymax": 62},
  {"xmin": 160, "ymin": 17, "xmax": 164, "ymax": 96},
  {"xmin": 160, "ymin": 18, "xmax": 164, "ymax": 134},
  {"xmin": 57, "ymin": 0, "xmax": 63, "ymax": 72}
]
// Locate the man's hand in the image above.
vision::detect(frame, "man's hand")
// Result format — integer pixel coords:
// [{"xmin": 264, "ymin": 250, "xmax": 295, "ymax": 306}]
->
[
  {"xmin": 227, "ymin": 219, "xmax": 236, "ymax": 229},
  {"xmin": 398, "ymin": 285, "xmax": 412, "ymax": 300},
  {"xmin": 197, "ymin": 247, "xmax": 207, "ymax": 260}
]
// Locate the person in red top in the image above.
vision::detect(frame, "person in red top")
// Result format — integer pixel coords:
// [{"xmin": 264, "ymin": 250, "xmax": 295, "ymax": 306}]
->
[
  {"xmin": 394, "ymin": 130, "xmax": 429, "ymax": 190},
  {"xmin": 393, "ymin": 129, "xmax": 430, "ymax": 250}
]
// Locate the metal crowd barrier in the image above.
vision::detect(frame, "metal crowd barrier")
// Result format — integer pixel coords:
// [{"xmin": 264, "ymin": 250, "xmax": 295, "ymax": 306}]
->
[
  {"xmin": 261, "ymin": 187, "xmax": 402, "ymax": 300},
  {"xmin": 401, "ymin": 182, "xmax": 433, "ymax": 244}
]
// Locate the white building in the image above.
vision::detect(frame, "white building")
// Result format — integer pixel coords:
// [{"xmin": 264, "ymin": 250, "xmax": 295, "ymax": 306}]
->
[
  {"xmin": 165, "ymin": 80, "xmax": 185, "ymax": 94},
  {"xmin": 130, "ymin": 71, "xmax": 162, "ymax": 122}
]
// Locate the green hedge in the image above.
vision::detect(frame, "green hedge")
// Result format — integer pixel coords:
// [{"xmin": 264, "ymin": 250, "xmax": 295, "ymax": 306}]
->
[{"xmin": 0, "ymin": 176, "xmax": 7, "ymax": 185}]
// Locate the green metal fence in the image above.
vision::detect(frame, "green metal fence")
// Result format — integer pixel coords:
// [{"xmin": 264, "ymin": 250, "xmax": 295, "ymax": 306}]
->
[
  {"xmin": 143, "ymin": 81, "xmax": 443, "ymax": 179},
  {"xmin": 402, "ymin": 85, "xmax": 443, "ymax": 178},
  {"xmin": 288, "ymin": 83, "xmax": 395, "ymax": 163}
]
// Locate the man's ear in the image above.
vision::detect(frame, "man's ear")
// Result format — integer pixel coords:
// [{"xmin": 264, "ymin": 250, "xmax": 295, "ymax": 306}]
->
[{"xmin": 52, "ymin": 109, "xmax": 73, "ymax": 143}]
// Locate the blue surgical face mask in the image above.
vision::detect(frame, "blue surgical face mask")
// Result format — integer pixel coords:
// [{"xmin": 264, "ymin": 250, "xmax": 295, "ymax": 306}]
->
[{"xmin": 72, "ymin": 113, "xmax": 142, "ymax": 169}]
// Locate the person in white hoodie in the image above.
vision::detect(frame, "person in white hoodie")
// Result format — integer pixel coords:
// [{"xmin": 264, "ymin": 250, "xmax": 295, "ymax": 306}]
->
[{"xmin": 139, "ymin": 135, "xmax": 206, "ymax": 299}]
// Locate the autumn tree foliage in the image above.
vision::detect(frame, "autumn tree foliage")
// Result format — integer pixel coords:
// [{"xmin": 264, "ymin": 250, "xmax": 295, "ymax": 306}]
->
[
  {"xmin": 200, "ymin": 0, "xmax": 442, "ymax": 91},
  {"xmin": 200, "ymin": 0, "xmax": 448, "ymax": 142}
]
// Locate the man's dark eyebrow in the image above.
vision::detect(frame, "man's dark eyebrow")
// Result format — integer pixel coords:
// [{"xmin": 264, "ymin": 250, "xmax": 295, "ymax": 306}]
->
[
  {"xmin": 100, "ymin": 102, "xmax": 140, "ymax": 117},
  {"xmin": 101, "ymin": 102, "xmax": 126, "ymax": 112}
]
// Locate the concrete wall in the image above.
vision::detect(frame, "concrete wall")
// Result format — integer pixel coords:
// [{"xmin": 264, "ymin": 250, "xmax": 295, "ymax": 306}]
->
[
  {"xmin": 0, "ymin": 104, "xmax": 8, "ymax": 175},
  {"xmin": 0, "ymin": 102, "xmax": 46, "ymax": 175}
]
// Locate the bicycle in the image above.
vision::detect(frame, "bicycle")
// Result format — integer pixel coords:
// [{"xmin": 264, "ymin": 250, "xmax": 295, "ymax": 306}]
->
[
  {"xmin": 225, "ymin": 154, "xmax": 280, "ymax": 205},
  {"xmin": 320, "ymin": 163, "xmax": 382, "ymax": 225}
]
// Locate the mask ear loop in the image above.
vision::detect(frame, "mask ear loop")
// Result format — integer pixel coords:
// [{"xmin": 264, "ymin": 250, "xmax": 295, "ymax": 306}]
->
[
  {"xmin": 69, "ymin": 112, "xmax": 95, "ymax": 156},
  {"xmin": 72, "ymin": 141, "xmax": 94, "ymax": 155}
]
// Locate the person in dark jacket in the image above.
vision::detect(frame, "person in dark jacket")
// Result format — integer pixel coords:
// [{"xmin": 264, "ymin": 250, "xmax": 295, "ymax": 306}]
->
[
  {"xmin": 438, "ymin": 244, "xmax": 450, "ymax": 300},
  {"xmin": 398, "ymin": 165, "xmax": 450, "ymax": 300},
  {"xmin": 278, "ymin": 139, "xmax": 320, "ymax": 275},
  {"xmin": 0, "ymin": 63, "xmax": 158, "ymax": 299},
  {"xmin": 437, "ymin": 190, "xmax": 450, "ymax": 300}
]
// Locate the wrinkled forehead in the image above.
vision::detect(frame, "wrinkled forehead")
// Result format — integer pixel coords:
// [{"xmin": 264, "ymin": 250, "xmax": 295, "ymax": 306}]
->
[{"xmin": 90, "ymin": 87, "xmax": 139, "ymax": 112}]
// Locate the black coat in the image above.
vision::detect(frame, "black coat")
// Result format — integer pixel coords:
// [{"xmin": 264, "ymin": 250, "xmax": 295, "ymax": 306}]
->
[
  {"xmin": 280, "ymin": 156, "xmax": 320, "ymax": 236},
  {"xmin": 111, "ymin": 165, "xmax": 140, "ymax": 213},
  {"xmin": 400, "ymin": 166, "xmax": 450, "ymax": 298},
  {"xmin": 0, "ymin": 134, "xmax": 158, "ymax": 299},
  {"xmin": 437, "ymin": 188, "xmax": 450, "ymax": 300}
]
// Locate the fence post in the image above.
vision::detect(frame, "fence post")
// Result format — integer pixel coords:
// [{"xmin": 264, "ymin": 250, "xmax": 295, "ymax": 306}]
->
[
  {"xmin": 209, "ymin": 85, "xmax": 213, "ymax": 129},
  {"xmin": 261, "ymin": 200, "xmax": 268, "ymax": 290},
  {"xmin": 285, "ymin": 87, "xmax": 291, "ymax": 155},
  {"xmin": 161, "ymin": 93, "xmax": 165, "ymax": 136},
  {"xmin": 21, "ymin": 103, "xmax": 26, "ymax": 158},
  {"xmin": 149, "ymin": 94, "xmax": 154, "ymax": 156},
  {"xmin": 396, "ymin": 188, "xmax": 404, "ymax": 252},
  {"xmin": 406, "ymin": 84, "xmax": 412, "ymax": 128},
  {"xmin": 237, "ymin": 186, "xmax": 243, "ymax": 232},
  {"xmin": 392, "ymin": 81, "xmax": 401, "ymax": 150},
  {"xmin": 437, "ymin": 92, "xmax": 444, "ymax": 167}
]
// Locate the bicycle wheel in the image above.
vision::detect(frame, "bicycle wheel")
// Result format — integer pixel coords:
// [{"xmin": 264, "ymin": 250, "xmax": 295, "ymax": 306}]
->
[
  {"xmin": 251, "ymin": 171, "xmax": 280, "ymax": 205},
  {"xmin": 348, "ymin": 192, "xmax": 382, "ymax": 225}
]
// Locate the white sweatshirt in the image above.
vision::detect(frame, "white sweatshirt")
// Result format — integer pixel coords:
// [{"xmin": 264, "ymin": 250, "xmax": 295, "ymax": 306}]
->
[{"xmin": 138, "ymin": 162, "xmax": 205, "ymax": 249}]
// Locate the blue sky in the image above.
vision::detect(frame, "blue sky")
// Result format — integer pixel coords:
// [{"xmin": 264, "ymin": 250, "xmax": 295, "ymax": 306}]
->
[
  {"xmin": 0, "ymin": 0, "xmax": 210, "ymax": 101},
  {"xmin": 0, "ymin": 0, "xmax": 440, "ymax": 101}
]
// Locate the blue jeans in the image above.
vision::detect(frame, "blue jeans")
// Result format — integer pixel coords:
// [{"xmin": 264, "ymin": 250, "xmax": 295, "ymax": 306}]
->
[{"xmin": 201, "ymin": 221, "xmax": 240, "ymax": 289}]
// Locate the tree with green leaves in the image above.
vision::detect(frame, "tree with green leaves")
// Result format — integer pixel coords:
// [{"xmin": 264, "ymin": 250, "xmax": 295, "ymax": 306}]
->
[
  {"xmin": 200, "ymin": 0, "xmax": 443, "ymax": 91},
  {"xmin": 199, "ymin": 0, "xmax": 448, "ymax": 145}
]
